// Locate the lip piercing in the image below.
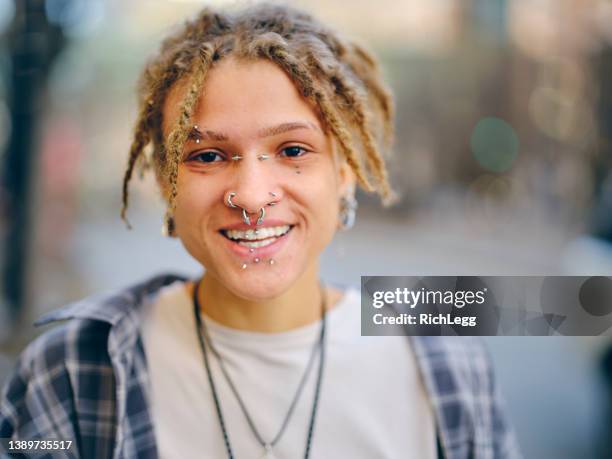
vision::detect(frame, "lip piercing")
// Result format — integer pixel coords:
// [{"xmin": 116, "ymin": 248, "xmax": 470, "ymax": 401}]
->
[
  {"xmin": 257, "ymin": 154, "xmax": 269, "ymax": 161},
  {"xmin": 254, "ymin": 257, "xmax": 261, "ymax": 263},
  {"xmin": 269, "ymin": 259, "xmax": 275, "ymax": 265},
  {"xmin": 241, "ymin": 263, "xmax": 247, "ymax": 269},
  {"xmin": 227, "ymin": 192, "xmax": 238, "ymax": 208}
]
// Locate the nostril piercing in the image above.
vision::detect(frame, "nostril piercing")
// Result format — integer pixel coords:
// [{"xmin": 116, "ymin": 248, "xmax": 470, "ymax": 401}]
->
[{"xmin": 269, "ymin": 192, "xmax": 277, "ymax": 197}]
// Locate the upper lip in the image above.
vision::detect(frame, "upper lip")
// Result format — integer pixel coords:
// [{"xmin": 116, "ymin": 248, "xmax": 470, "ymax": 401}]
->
[{"xmin": 219, "ymin": 219, "xmax": 294, "ymax": 232}]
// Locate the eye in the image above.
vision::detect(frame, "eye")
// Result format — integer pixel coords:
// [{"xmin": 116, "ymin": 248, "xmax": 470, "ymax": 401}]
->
[
  {"xmin": 280, "ymin": 146, "xmax": 307, "ymax": 158},
  {"xmin": 189, "ymin": 151, "xmax": 224, "ymax": 163}
]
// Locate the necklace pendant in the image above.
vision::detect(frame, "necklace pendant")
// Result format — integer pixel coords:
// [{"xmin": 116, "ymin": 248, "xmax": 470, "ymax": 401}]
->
[{"xmin": 260, "ymin": 444, "xmax": 276, "ymax": 459}]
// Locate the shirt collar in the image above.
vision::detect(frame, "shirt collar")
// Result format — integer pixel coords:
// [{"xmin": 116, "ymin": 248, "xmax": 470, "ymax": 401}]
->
[{"xmin": 33, "ymin": 273, "xmax": 189, "ymax": 327}]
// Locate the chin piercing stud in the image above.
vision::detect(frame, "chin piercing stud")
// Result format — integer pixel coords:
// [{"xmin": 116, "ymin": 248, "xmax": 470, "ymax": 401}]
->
[{"xmin": 254, "ymin": 257, "xmax": 260, "ymax": 263}]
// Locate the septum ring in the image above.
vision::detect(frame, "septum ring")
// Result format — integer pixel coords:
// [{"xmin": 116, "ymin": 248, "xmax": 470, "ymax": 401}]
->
[
  {"xmin": 242, "ymin": 207, "xmax": 265, "ymax": 226},
  {"xmin": 227, "ymin": 191, "xmax": 271, "ymax": 226}
]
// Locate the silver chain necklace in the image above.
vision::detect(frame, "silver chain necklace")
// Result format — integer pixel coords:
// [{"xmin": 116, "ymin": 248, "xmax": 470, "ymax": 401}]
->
[{"xmin": 192, "ymin": 280, "xmax": 327, "ymax": 459}]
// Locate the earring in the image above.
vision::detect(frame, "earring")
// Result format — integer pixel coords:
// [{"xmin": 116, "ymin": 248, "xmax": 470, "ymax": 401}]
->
[
  {"xmin": 339, "ymin": 193, "xmax": 357, "ymax": 230},
  {"xmin": 161, "ymin": 211, "xmax": 176, "ymax": 237}
]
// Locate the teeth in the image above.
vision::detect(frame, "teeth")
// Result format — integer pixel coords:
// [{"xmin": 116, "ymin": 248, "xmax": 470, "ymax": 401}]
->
[
  {"xmin": 225, "ymin": 225, "xmax": 290, "ymax": 241},
  {"xmin": 238, "ymin": 237, "xmax": 278, "ymax": 248}
]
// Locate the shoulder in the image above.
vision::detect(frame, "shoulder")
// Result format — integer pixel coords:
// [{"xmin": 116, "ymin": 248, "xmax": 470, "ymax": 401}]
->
[
  {"xmin": 0, "ymin": 319, "xmax": 113, "ymax": 444},
  {"xmin": 410, "ymin": 335, "xmax": 494, "ymax": 400},
  {"xmin": 17, "ymin": 319, "xmax": 113, "ymax": 381},
  {"xmin": 411, "ymin": 336, "xmax": 522, "ymax": 458}
]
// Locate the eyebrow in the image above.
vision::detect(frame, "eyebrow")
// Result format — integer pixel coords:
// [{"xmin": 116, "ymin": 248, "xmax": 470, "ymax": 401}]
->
[{"xmin": 189, "ymin": 121, "xmax": 320, "ymax": 142}]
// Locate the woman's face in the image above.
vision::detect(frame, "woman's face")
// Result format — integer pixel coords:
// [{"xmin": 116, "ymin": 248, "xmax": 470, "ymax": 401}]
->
[{"xmin": 162, "ymin": 57, "xmax": 353, "ymax": 301}]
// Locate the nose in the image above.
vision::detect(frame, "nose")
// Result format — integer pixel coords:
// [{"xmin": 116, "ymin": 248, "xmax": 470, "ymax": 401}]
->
[{"xmin": 224, "ymin": 156, "xmax": 282, "ymax": 221}]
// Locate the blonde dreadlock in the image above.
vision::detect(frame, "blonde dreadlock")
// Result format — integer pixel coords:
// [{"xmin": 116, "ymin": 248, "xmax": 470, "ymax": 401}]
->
[{"xmin": 121, "ymin": 3, "xmax": 396, "ymax": 226}]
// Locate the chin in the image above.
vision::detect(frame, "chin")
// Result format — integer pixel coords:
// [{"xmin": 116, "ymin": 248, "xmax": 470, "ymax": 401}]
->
[{"xmin": 227, "ymin": 272, "xmax": 296, "ymax": 301}]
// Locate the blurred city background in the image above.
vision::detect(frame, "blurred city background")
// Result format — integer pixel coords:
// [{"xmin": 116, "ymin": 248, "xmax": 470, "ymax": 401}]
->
[{"xmin": 1, "ymin": 0, "xmax": 612, "ymax": 457}]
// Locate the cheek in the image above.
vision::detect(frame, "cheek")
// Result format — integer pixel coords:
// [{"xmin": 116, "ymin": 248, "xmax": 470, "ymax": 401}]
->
[
  {"xmin": 301, "ymin": 167, "xmax": 341, "ymax": 246},
  {"xmin": 172, "ymin": 171, "xmax": 218, "ymax": 237}
]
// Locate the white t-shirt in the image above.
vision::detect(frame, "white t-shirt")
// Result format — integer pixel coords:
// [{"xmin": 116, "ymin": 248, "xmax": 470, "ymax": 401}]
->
[{"xmin": 140, "ymin": 281, "xmax": 436, "ymax": 459}]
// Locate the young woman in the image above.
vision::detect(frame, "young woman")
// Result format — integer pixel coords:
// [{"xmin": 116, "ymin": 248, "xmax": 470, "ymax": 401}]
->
[{"xmin": 1, "ymin": 4, "xmax": 520, "ymax": 458}]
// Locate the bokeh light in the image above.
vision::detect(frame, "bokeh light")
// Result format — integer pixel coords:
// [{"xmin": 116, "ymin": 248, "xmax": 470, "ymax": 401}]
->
[{"xmin": 470, "ymin": 117, "xmax": 519, "ymax": 173}]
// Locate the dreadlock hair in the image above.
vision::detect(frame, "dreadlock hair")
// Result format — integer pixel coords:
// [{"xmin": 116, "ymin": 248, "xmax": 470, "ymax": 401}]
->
[{"xmin": 120, "ymin": 2, "xmax": 396, "ymax": 227}]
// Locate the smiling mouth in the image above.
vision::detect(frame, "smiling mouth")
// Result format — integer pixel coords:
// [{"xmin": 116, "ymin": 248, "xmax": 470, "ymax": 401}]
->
[{"xmin": 220, "ymin": 225, "xmax": 294, "ymax": 248}]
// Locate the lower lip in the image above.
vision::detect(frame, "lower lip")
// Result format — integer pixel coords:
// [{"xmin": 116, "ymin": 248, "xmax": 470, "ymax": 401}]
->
[{"xmin": 220, "ymin": 227, "xmax": 294, "ymax": 259}]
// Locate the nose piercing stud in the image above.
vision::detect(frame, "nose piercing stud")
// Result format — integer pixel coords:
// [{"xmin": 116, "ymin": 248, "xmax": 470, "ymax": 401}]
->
[
  {"xmin": 257, "ymin": 154, "xmax": 269, "ymax": 161},
  {"xmin": 227, "ymin": 192, "xmax": 238, "ymax": 208},
  {"xmin": 231, "ymin": 154, "xmax": 243, "ymax": 161}
]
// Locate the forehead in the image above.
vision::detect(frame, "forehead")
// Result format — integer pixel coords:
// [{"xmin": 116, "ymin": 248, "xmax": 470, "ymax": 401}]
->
[{"xmin": 162, "ymin": 57, "xmax": 324, "ymax": 138}]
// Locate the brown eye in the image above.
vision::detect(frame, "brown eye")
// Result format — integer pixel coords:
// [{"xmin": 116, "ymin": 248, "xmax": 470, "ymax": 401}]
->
[
  {"xmin": 281, "ymin": 146, "xmax": 307, "ymax": 158},
  {"xmin": 190, "ymin": 151, "xmax": 224, "ymax": 163}
]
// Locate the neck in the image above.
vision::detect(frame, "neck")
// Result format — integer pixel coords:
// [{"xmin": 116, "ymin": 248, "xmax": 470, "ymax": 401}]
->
[{"xmin": 193, "ymin": 263, "xmax": 338, "ymax": 333}]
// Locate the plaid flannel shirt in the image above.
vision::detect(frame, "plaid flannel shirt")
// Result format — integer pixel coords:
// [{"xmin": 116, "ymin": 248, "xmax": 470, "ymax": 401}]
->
[{"xmin": 0, "ymin": 273, "xmax": 521, "ymax": 459}]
